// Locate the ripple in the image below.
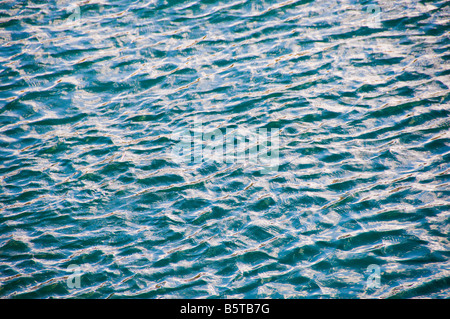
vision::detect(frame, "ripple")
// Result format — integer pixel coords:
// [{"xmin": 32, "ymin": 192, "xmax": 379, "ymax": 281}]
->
[{"xmin": 0, "ymin": 0, "xmax": 449, "ymax": 299}]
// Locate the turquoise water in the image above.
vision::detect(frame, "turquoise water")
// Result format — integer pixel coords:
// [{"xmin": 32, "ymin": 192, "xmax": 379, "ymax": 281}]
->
[{"xmin": 0, "ymin": 0, "xmax": 449, "ymax": 298}]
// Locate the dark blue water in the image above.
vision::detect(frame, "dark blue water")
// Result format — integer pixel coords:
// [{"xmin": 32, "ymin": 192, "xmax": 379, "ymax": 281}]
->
[{"xmin": 0, "ymin": 0, "xmax": 449, "ymax": 298}]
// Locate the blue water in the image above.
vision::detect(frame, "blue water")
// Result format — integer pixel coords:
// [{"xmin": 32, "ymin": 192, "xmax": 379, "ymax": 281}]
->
[{"xmin": 0, "ymin": 0, "xmax": 449, "ymax": 298}]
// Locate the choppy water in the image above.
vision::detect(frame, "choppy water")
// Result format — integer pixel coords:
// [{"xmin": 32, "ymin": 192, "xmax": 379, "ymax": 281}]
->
[{"xmin": 0, "ymin": 0, "xmax": 449, "ymax": 299}]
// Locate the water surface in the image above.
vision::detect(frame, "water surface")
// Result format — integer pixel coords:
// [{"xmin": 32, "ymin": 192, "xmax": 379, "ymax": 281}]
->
[{"xmin": 0, "ymin": 0, "xmax": 449, "ymax": 298}]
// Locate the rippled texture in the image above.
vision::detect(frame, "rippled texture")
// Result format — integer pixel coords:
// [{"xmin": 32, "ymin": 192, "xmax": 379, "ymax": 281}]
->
[{"xmin": 0, "ymin": 0, "xmax": 449, "ymax": 299}]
